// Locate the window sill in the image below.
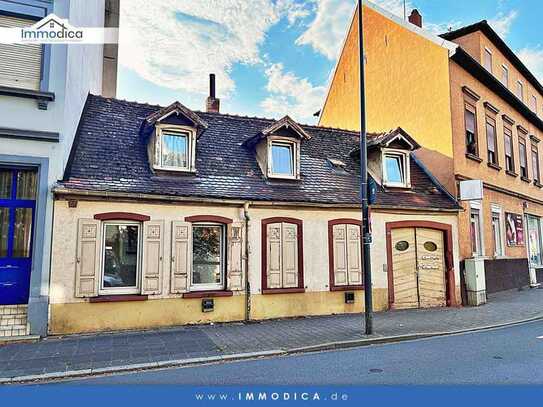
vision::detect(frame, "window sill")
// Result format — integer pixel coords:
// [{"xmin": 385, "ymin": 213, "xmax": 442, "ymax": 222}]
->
[
  {"xmin": 465, "ymin": 153, "xmax": 483, "ymax": 163},
  {"xmin": 521, "ymin": 176, "xmax": 531, "ymax": 183},
  {"xmin": 505, "ymin": 170, "xmax": 518, "ymax": 178},
  {"xmin": 487, "ymin": 162, "xmax": 502, "ymax": 171},
  {"xmin": 262, "ymin": 288, "xmax": 305, "ymax": 295},
  {"xmin": 534, "ymin": 181, "xmax": 543, "ymax": 188},
  {"xmin": 182, "ymin": 290, "xmax": 233, "ymax": 298},
  {"xmin": 89, "ymin": 294, "xmax": 148, "ymax": 303},
  {"xmin": 0, "ymin": 85, "xmax": 55, "ymax": 110},
  {"xmin": 330, "ymin": 285, "xmax": 364, "ymax": 292}
]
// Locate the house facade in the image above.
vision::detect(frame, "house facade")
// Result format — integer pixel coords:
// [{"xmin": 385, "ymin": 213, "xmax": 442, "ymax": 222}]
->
[
  {"xmin": 441, "ymin": 21, "xmax": 543, "ymax": 292},
  {"xmin": 0, "ymin": 0, "xmax": 118, "ymax": 337},
  {"xmin": 48, "ymin": 93, "xmax": 460, "ymax": 335}
]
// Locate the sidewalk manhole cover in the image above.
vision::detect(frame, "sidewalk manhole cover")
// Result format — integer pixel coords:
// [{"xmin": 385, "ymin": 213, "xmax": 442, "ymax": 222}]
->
[
  {"xmin": 369, "ymin": 368, "xmax": 383, "ymax": 373},
  {"xmin": 493, "ymin": 356, "xmax": 503, "ymax": 360}
]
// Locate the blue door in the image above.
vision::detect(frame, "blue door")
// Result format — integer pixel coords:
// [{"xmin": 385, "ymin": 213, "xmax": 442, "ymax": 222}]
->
[{"xmin": 0, "ymin": 168, "xmax": 37, "ymax": 305}]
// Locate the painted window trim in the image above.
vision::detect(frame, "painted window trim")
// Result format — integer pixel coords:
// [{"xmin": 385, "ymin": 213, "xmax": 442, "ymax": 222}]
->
[
  {"xmin": 261, "ymin": 217, "xmax": 304, "ymax": 293},
  {"xmin": 327, "ymin": 219, "xmax": 364, "ymax": 291},
  {"xmin": 184, "ymin": 215, "xmax": 233, "ymax": 224},
  {"xmin": 189, "ymin": 222, "xmax": 226, "ymax": 292},
  {"xmin": 0, "ymin": 1, "xmax": 53, "ymax": 109},
  {"xmin": 94, "ymin": 212, "xmax": 151, "ymax": 222},
  {"xmin": 382, "ymin": 148, "xmax": 410, "ymax": 188},
  {"xmin": 153, "ymin": 125, "xmax": 196, "ymax": 173},
  {"xmin": 99, "ymin": 220, "xmax": 142, "ymax": 296}
]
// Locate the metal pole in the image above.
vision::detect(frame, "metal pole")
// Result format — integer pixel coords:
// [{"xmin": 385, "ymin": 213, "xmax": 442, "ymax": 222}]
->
[{"xmin": 358, "ymin": 0, "xmax": 373, "ymax": 335}]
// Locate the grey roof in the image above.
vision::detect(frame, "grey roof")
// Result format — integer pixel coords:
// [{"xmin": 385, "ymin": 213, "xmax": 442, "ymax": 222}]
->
[{"xmin": 58, "ymin": 94, "xmax": 459, "ymax": 210}]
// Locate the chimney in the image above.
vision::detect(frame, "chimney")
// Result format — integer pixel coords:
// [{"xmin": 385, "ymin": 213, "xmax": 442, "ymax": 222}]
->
[
  {"xmin": 408, "ymin": 9, "xmax": 422, "ymax": 28},
  {"xmin": 206, "ymin": 73, "xmax": 220, "ymax": 113}
]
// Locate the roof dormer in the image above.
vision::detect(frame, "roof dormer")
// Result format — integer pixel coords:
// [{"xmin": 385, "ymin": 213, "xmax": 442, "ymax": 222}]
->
[
  {"xmin": 364, "ymin": 127, "xmax": 420, "ymax": 189},
  {"xmin": 141, "ymin": 101, "xmax": 208, "ymax": 174},
  {"xmin": 244, "ymin": 115, "xmax": 311, "ymax": 180}
]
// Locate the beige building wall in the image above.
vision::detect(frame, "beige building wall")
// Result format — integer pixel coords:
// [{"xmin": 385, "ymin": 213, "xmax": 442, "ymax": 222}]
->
[{"xmin": 49, "ymin": 198, "xmax": 459, "ymax": 335}]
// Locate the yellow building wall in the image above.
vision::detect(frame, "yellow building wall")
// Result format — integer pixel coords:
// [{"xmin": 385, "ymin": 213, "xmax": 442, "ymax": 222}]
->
[
  {"xmin": 319, "ymin": 4, "xmax": 456, "ymax": 192},
  {"xmin": 49, "ymin": 199, "xmax": 458, "ymax": 335}
]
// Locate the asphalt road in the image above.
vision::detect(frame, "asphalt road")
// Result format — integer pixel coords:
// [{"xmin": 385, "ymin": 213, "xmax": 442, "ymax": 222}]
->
[{"xmin": 63, "ymin": 320, "xmax": 543, "ymax": 385}]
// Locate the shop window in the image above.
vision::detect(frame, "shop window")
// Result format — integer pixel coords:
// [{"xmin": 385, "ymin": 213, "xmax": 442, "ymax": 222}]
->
[
  {"xmin": 527, "ymin": 215, "xmax": 543, "ymax": 266},
  {"xmin": 100, "ymin": 222, "xmax": 141, "ymax": 295}
]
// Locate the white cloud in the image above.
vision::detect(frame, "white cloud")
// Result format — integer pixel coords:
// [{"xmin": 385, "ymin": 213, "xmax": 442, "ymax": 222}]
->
[
  {"xmin": 369, "ymin": 0, "xmax": 411, "ymax": 18},
  {"xmin": 119, "ymin": 0, "xmax": 299, "ymax": 98},
  {"xmin": 275, "ymin": 0, "xmax": 314, "ymax": 26},
  {"xmin": 260, "ymin": 62, "xmax": 327, "ymax": 122},
  {"xmin": 518, "ymin": 46, "xmax": 543, "ymax": 83},
  {"xmin": 295, "ymin": 0, "xmax": 356, "ymax": 60},
  {"xmin": 488, "ymin": 10, "xmax": 518, "ymax": 38}
]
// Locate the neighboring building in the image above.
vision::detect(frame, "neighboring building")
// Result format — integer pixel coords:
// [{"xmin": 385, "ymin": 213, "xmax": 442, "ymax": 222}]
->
[
  {"xmin": 48, "ymin": 89, "xmax": 460, "ymax": 335},
  {"xmin": 319, "ymin": 2, "xmax": 543, "ymax": 299},
  {"xmin": 0, "ymin": 0, "xmax": 118, "ymax": 337},
  {"xmin": 441, "ymin": 21, "xmax": 543, "ymax": 292}
]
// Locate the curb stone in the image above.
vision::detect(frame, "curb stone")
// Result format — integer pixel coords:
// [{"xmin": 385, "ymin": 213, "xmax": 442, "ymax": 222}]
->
[{"xmin": 2, "ymin": 314, "xmax": 543, "ymax": 384}]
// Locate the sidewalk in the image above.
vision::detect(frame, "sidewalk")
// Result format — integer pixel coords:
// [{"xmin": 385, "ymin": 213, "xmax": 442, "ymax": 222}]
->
[{"xmin": 1, "ymin": 288, "xmax": 542, "ymax": 382}]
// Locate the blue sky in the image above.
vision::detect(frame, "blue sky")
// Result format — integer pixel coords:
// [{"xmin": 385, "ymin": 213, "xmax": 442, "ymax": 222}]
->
[{"xmin": 117, "ymin": 0, "xmax": 543, "ymax": 124}]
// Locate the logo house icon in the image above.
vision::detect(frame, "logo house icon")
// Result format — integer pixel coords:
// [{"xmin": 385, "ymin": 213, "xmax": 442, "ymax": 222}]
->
[{"xmin": 21, "ymin": 13, "xmax": 83, "ymax": 42}]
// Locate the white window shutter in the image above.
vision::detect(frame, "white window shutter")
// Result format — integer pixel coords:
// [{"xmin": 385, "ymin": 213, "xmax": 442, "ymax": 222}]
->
[
  {"xmin": 347, "ymin": 224, "xmax": 362, "ymax": 285},
  {"xmin": 267, "ymin": 223, "xmax": 283, "ymax": 289},
  {"xmin": 75, "ymin": 219, "xmax": 101, "ymax": 298},
  {"xmin": 333, "ymin": 224, "xmax": 348, "ymax": 286},
  {"xmin": 227, "ymin": 221, "xmax": 244, "ymax": 291},
  {"xmin": 142, "ymin": 220, "xmax": 164, "ymax": 295},
  {"xmin": 281, "ymin": 223, "xmax": 299, "ymax": 288},
  {"xmin": 0, "ymin": 15, "xmax": 42, "ymax": 90},
  {"xmin": 171, "ymin": 221, "xmax": 191, "ymax": 293}
]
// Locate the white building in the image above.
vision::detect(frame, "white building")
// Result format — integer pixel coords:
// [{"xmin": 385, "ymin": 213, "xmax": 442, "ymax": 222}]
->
[{"xmin": 0, "ymin": 0, "xmax": 118, "ymax": 337}]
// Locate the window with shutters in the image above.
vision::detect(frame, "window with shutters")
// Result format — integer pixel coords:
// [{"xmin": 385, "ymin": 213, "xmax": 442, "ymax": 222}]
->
[
  {"xmin": 262, "ymin": 218, "xmax": 304, "ymax": 293},
  {"xmin": 100, "ymin": 222, "xmax": 141, "ymax": 295},
  {"xmin": 0, "ymin": 14, "xmax": 43, "ymax": 91},
  {"xmin": 328, "ymin": 220, "xmax": 363, "ymax": 291}
]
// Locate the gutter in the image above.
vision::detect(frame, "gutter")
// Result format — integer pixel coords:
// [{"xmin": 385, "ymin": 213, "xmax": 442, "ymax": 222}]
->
[
  {"xmin": 52, "ymin": 187, "xmax": 460, "ymax": 212},
  {"xmin": 243, "ymin": 202, "xmax": 251, "ymax": 322}
]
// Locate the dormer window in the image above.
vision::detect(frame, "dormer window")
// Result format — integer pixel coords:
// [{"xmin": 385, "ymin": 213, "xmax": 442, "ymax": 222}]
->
[
  {"xmin": 270, "ymin": 141, "xmax": 295, "ymax": 177},
  {"xmin": 155, "ymin": 127, "xmax": 193, "ymax": 171},
  {"xmin": 141, "ymin": 101, "xmax": 208, "ymax": 174},
  {"xmin": 383, "ymin": 150, "xmax": 409, "ymax": 188}
]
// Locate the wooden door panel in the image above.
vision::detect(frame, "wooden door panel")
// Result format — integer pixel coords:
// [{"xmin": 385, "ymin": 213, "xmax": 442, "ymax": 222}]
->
[
  {"xmin": 416, "ymin": 228, "xmax": 446, "ymax": 308},
  {"xmin": 391, "ymin": 228, "xmax": 418, "ymax": 309}
]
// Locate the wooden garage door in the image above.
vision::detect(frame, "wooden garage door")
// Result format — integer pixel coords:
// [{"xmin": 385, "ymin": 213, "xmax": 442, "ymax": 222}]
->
[{"xmin": 391, "ymin": 227, "xmax": 446, "ymax": 309}]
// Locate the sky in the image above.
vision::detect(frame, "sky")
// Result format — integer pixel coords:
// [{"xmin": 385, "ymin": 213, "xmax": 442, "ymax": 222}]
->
[{"xmin": 116, "ymin": 0, "xmax": 543, "ymax": 125}]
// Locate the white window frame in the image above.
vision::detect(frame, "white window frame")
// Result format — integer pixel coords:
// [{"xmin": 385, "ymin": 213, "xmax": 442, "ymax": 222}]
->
[
  {"xmin": 268, "ymin": 139, "xmax": 297, "ymax": 179},
  {"xmin": 484, "ymin": 47, "xmax": 493, "ymax": 73},
  {"xmin": 491, "ymin": 204, "xmax": 505, "ymax": 258},
  {"xmin": 501, "ymin": 65, "xmax": 509, "ymax": 87},
  {"xmin": 470, "ymin": 201, "xmax": 484, "ymax": 257},
  {"xmin": 382, "ymin": 149, "xmax": 410, "ymax": 188},
  {"xmin": 99, "ymin": 221, "xmax": 142, "ymax": 295},
  {"xmin": 153, "ymin": 125, "xmax": 196, "ymax": 172},
  {"xmin": 516, "ymin": 80, "xmax": 524, "ymax": 101},
  {"xmin": 190, "ymin": 222, "xmax": 226, "ymax": 292}
]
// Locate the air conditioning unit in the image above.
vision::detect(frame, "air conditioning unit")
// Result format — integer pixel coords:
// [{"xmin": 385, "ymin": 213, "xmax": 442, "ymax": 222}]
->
[{"xmin": 464, "ymin": 257, "xmax": 486, "ymax": 306}]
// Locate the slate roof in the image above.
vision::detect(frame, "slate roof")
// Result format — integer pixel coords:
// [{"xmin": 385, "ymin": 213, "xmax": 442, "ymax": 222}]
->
[{"xmin": 58, "ymin": 94, "xmax": 459, "ymax": 210}]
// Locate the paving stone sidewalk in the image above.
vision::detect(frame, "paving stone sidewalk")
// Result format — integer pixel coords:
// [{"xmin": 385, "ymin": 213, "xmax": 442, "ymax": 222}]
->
[{"xmin": 1, "ymin": 288, "xmax": 542, "ymax": 379}]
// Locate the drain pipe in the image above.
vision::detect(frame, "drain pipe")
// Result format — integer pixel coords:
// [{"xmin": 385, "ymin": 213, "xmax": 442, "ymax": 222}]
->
[{"xmin": 243, "ymin": 202, "xmax": 251, "ymax": 322}]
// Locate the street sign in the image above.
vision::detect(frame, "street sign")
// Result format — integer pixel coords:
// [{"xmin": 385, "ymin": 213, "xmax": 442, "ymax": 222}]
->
[{"xmin": 459, "ymin": 180, "xmax": 483, "ymax": 201}]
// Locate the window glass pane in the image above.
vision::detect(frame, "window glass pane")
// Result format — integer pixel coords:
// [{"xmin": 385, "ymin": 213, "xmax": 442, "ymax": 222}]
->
[
  {"xmin": 519, "ymin": 141, "xmax": 527, "ymax": 167},
  {"xmin": 486, "ymin": 122, "xmax": 496, "ymax": 153},
  {"xmin": 385, "ymin": 155, "xmax": 403, "ymax": 184},
  {"xmin": 484, "ymin": 50, "xmax": 492, "ymax": 71},
  {"xmin": 0, "ymin": 170, "xmax": 12, "ymax": 199},
  {"xmin": 465, "ymin": 109, "xmax": 475, "ymax": 133},
  {"xmin": 0, "ymin": 208, "xmax": 8, "ymax": 257},
  {"xmin": 103, "ymin": 224, "xmax": 139, "ymax": 288},
  {"xmin": 161, "ymin": 133, "xmax": 188, "ymax": 168},
  {"xmin": 16, "ymin": 170, "xmax": 37, "ymax": 199},
  {"xmin": 12, "ymin": 208, "xmax": 32, "ymax": 258},
  {"xmin": 528, "ymin": 216, "xmax": 542, "ymax": 265},
  {"xmin": 271, "ymin": 144, "xmax": 294, "ymax": 175},
  {"xmin": 532, "ymin": 149, "xmax": 540, "ymax": 181},
  {"xmin": 192, "ymin": 225, "xmax": 223, "ymax": 286},
  {"xmin": 501, "ymin": 67, "xmax": 508, "ymax": 86}
]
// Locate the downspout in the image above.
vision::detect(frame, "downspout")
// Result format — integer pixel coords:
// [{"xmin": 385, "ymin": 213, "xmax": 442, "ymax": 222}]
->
[{"xmin": 243, "ymin": 202, "xmax": 251, "ymax": 322}]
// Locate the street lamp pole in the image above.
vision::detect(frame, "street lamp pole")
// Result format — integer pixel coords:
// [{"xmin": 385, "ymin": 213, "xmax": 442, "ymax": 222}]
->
[{"xmin": 358, "ymin": 0, "xmax": 373, "ymax": 335}]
